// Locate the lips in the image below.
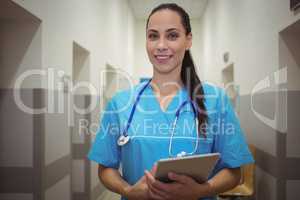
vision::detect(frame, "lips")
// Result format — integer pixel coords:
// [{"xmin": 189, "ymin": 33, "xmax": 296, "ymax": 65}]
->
[{"xmin": 154, "ymin": 55, "xmax": 173, "ymax": 63}]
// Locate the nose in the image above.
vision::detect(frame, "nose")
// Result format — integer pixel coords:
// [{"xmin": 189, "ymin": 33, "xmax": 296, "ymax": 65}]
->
[{"xmin": 156, "ymin": 38, "xmax": 167, "ymax": 51}]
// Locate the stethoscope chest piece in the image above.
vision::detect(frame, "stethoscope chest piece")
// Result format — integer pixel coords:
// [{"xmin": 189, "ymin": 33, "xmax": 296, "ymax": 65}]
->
[
  {"xmin": 176, "ymin": 151, "xmax": 187, "ymax": 158},
  {"xmin": 118, "ymin": 135, "xmax": 130, "ymax": 146}
]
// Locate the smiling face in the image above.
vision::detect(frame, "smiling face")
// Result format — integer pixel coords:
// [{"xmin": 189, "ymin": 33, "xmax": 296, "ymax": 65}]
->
[{"xmin": 146, "ymin": 9, "xmax": 192, "ymax": 75}]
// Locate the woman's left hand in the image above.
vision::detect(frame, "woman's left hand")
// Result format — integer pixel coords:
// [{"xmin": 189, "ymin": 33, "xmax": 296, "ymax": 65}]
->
[{"xmin": 145, "ymin": 167, "xmax": 210, "ymax": 200}]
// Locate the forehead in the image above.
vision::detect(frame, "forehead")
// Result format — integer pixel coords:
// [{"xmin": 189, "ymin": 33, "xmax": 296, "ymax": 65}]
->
[{"xmin": 147, "ymin": 9, "xmax": 184, "ymax": 31}]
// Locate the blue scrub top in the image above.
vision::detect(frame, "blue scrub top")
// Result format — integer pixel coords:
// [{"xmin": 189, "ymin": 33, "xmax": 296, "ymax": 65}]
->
[{"xmin": 88, "ymin": 82, "xmax": 254, "ymax": 200}]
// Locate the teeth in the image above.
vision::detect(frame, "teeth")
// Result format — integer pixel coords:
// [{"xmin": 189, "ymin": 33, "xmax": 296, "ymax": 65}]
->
[{"xmin": 156, "ymin": 55, "xmax": 170, "ymax": 59}]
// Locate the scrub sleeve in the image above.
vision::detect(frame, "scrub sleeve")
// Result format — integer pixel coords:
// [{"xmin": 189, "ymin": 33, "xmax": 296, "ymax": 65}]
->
[{"xmin": 88, "ymin": 99, "xmax": 121, "ymax": 169}]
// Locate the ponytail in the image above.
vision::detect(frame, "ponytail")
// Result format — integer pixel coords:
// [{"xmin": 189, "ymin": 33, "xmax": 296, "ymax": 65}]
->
[{"xmin": 181, "ymin": 50, "xmax": 208, "ymax": 136}]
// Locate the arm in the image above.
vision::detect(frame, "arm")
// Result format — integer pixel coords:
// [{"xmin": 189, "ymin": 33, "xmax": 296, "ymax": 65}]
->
[
  {"xmin": 98, "ymin": 164, "xmax": 150, "ymax": 200},
  {"xmin": 98, "ymin": 164, "xmax": 130, "ymax": 196},
  {"xmin": 196, "ymin": 167, "xmax": 241, "ymax": 197}
]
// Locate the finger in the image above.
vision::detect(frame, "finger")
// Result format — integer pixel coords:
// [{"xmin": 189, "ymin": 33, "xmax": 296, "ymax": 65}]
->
[
  {"xmin": 151, "ymin": 179, "xmax": 173, "ymax": 193},
  {"xmin": 145, "ymin": 170, "xmax": 155, "ymax": 184},
  {"xmin": 168, "ymin": 172, "xmax": 190, "ymax": 184},
  {"xmin": 150, "ymin": 181, "xmax": 181, "ymax": 200},
  {"xmin": 145, "ymin": 170, "xmax": 161, "ymax": 193},
  {"xmin": 146, "ymin": 170, "xmax": 173, "ymax": 198},
  {"xmin": 145, "ymin": 171, "xmax": 167, "ymax": 195},
  {"xmin": 148, "ymin": 187, "xmax": 165, "ymax": 200},
  {"xmin": 139, "ymin": 175, "xmax": 147, "ymax": 184},
  {"xmin": 148, "ymin": 180, "xmax": 170, "ymax": 200},
  {"xmin": 145, "ymin": 171, "xmax": 169, "ymax": 200},
  {"xmin": 146, "ymin": 170, "xmax": 177, "ymax": 194},
  {"xmin": 150, "ymin": 164, "xmax": 157, "ymax": 175}
]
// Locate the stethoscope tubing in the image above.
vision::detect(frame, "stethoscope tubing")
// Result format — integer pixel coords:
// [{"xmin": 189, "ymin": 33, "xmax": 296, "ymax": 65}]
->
[
  {"xmin": 118, "ymin": 79, "xmax": 200, "ymax": 158},
  {"xmin": 122, "ymin": 79, "xmax": 152, "ymax": 137}
]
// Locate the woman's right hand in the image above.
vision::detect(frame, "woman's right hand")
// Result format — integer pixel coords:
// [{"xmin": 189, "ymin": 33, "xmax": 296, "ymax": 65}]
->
[
  {"xmin": 124, "ymin": 165, "xmax": 160, "ymax": 200},
  {"xmin": 124, "ymin": 175, "xmax": 150, "ymax": 200}
]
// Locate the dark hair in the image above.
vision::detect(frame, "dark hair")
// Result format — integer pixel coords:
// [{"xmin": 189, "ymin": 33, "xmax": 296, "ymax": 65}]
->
[{"xmin": 146, "ymin": 3, "xmax": 208, "ymax": 136}]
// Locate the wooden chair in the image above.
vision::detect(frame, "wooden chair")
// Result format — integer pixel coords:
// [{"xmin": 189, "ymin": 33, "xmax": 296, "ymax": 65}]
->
[{"xmin": 218, "ymin": 145, "xmax": 256, "ymax": 200}]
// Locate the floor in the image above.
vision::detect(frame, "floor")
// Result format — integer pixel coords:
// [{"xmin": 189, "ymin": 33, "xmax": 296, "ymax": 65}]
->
[
  {"xmin": 97, "ymin": 191, "xmax": 253, "ymax": 200},
  {"xmin": 97, "ymin": 190, "xmax": 121, "ymax": 200}
]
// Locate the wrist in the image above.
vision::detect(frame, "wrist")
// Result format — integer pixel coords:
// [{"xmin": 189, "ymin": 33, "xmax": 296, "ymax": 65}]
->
[
  {"xmin": 122, "ymin": 185, "xmax": 133, "ymax": 198},
  {"xmin": 194, "ymin": 181, "xmax": 215, "ymax": 198}
]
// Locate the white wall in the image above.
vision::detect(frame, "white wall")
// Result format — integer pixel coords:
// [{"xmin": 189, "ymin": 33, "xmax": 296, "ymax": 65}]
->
[
  {"xmin": 133, "ymin": 19, "xmax": 152, "ymax": 81},
  {"xmin": 198, "ymin": 0, "xmax": 300, "ymax": 95},
  {"xmin": 280, "ymin": 21, "xmax": 300, "ymax": 91},
  {"xmin": 198, "ymin": 2, "xmax": 300, "ymax": 199},
  {"xmin": 197, "ymin": 0, "xmax": 300, "ymax": 156},
  {"xmin": 12, "ymin": 0, "xmax": 136, "ymax": 167},
  {"xmin": 13, "ymin": 0, "xmax": 135, "ymax": 91},
  {"xmin": 0, "ymin": 6, "xmax": 42, "ymax": 89},
  {"xmin": 133, "ymin": 19, "xmax": 203, "ymax": 81},
  {"xmin": 45, "ymin": 175, "xmax": 71, "ymax": 200},
  {"xmin": 0, "ymin": 90, "xmax": 34, "ymax": 167},
  {"xmin": 10, "ymin": 0, "xmax": 136, "ymax": 198}
]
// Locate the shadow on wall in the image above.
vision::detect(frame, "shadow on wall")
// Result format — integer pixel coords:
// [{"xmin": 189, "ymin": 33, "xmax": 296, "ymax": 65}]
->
[
  {"xmin": 238, "ymin": 17, "xmax": 300, "ymax": 200},
  {"xmin": 280, "ymin": 20, "xmax": 300, "ymax": 69},
  {"xmin": 0, "ymin": 0, "xmax": 42, "ymax": 89}
]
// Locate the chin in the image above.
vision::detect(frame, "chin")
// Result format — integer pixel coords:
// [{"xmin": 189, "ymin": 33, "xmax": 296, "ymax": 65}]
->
[{"xmin": 154, "ymin": 64, "xmax": 178, "ymax": 74}]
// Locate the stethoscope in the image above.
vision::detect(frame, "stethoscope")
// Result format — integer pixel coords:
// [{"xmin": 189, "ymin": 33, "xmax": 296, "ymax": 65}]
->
[{"xmin": 117, "ymin": 79, "xmax": 200, "ymax": 158}]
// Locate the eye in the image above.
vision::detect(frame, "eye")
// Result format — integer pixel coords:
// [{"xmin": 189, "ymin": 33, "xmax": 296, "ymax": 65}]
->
[
  {"xmin": 148, "ymin": 33, "xmax": 159, "ymax": 41},
  {"xmin": 167, "ymin": 32, "xmax": 179, "ymax": 41}
]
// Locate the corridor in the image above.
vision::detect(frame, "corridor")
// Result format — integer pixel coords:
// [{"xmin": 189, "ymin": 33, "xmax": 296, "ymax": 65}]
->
[{"xmin": 0, "ymin": 0, "xmax": 299, "ymax": 200}]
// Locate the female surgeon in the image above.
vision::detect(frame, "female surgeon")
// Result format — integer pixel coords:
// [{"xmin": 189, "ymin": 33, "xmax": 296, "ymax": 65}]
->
[{"xmin": 88, "ymin": 3, "xmax": 254, "ymax": 200}]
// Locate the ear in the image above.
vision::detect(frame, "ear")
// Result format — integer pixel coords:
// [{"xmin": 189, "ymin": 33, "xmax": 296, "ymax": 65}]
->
[{"xmin": 186, "ymin": 33, "xmax": 192, "ymax": 50}]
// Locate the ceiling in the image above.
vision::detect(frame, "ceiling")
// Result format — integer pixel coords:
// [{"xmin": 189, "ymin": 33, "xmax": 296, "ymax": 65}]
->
[{"xmin": 128, "ymin": 0, "xmax": 208, "ymax": 20}]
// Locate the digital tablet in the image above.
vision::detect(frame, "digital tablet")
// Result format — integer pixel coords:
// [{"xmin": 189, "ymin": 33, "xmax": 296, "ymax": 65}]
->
[{"xmin": 155, "ymin": 153, "xmax": 220, "ymax": 183}]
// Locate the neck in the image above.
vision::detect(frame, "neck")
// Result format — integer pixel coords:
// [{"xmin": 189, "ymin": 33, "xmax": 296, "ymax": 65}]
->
[{"xmin": 151, "ymin": 67, "xmax": 183, "ymax": 96}]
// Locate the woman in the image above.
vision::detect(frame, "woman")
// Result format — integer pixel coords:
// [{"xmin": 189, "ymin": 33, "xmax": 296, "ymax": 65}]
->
[{"xmin": 88, "ymin": 3, "xmax": 254, "ymax": 200}]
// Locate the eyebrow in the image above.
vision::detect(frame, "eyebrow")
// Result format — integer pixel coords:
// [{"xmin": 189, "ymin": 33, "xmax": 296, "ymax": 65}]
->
[{"xmin": 147, "ymin": 28, "xmax": 180, "ymax": 33}]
